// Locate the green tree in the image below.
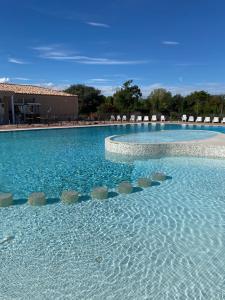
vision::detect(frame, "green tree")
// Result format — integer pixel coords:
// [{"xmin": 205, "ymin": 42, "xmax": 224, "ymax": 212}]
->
[
  {"xmin": 171, "ymin": 94, "xmax": 185, "ymax": 114},
  {"xmin": 146, "ymin": 88, "xmax": 172, "ymax": 114},
  {"xmin": 204, "ymin": 95, "xmax": 225, "ymax": 115},
  {"xmin": 184, "ymin": 91, "xmax": 210, "ymax": 115},
  {"xmin": 113, "ymin": 80, "xmax": 142, "ymax": 112},
  {"xmin": 65, "ymin": 84, "xmax": 105, "ymax": 114}
]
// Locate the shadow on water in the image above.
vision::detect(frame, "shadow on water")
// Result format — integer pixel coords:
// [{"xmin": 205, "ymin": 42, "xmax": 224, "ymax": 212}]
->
[
  {"xmin": 13, "ymin": 198, "xmax": 27, "ymax": 206},
  {"xmin": 13, "ymin": 197, "xmax": 61, "ymax": 206},
  {"xmin": 151, "ymin": 181, "xmax": 161, "ymax": 186},
  {"xmin": 166, "ymin": 175, "xmax": 173, "ymax": 180},
  {"xmin": 79, "ymin": 195, "xmax": 91, "ymax": 203},
  {"xmin": 108, "ymin": 191, "xmax": 119, "ymax": 198},
  {"xmin": 47, "ymin": 198, "xmax": 60, "ymax": 205},
  {"xmin": 132, "ymin": 187, "xmax": 143, "ymax": 193}
]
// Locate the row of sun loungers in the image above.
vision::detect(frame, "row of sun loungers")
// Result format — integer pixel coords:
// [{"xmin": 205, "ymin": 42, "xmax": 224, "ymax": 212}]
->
[
  {"xmin": 181, "ymin": 115, "xmax": 225, "ymax": 123},
  {"xmin": 110, "ymin": 114, "xmax": 225, "ymax": 124},
  {"xmin": 110, "ymin": 115, "xmax": 166, "ymax": 122}
]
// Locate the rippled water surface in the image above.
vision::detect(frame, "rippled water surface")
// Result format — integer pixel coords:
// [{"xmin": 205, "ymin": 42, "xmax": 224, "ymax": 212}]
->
[
  {"xmin": 1, "ymin": 124, "xmax": 225, "ymax": 299},
  {"xmin": 112, "ymin": 130, "xmax": 219, "ymax": 143}
]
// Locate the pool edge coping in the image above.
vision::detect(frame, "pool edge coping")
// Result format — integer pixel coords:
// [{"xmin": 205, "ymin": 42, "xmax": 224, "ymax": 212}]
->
[{"xmin": 1, "ymin": 121, "xmax": 225, "ymax": 133}]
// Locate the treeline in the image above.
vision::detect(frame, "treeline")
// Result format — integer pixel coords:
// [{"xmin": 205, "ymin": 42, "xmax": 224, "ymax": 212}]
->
[{"xmin": 65, "ymin": 80, "xmax": 225, "ymax": 120}]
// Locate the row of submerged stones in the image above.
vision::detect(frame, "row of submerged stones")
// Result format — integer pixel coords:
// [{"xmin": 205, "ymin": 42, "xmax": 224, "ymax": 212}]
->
[{"xmin": 0, "ymin": 172, "xmax": 167, "ymax": 207}]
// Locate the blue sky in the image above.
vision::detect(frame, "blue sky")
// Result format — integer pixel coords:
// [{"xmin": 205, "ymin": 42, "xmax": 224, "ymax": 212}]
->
[{"xmin": 1, "ymin": 0, "xmax": 225, "ymax": 96}]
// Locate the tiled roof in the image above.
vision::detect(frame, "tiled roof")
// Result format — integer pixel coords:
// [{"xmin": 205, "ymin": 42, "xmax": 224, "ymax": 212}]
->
[{"xmin": 0, "ymin": 83, "xmax": 75, "ymax": 97}]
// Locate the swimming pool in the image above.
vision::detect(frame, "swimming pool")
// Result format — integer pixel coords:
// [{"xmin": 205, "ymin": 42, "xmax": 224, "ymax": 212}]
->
[{"xmin": 1, "ymin": 124, "xmax": 225, "ymax": 299}]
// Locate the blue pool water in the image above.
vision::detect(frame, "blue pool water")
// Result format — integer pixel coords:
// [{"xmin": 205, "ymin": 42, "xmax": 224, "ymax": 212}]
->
[
  {"xmin": 1, "ymin": 123, "xmax": 225, "ymax": 299},
  {"xmin": 113, "ymin": 130, "xmax": 219, "ymax": 144}
]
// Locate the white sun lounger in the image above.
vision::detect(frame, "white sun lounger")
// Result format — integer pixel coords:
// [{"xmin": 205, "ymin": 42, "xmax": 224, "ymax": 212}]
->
[
  {"xmin": 160, "ymin": 115, "xmax": 165, "ymax": 122},
  {"xmin": 221, "ymin": 117, "xmax": 225, "ymax": 123},
  {"xmin": 116, "ymin": 115, "xmax": 121, "ymax": 121},
  {"xmin": 122, "ymin": 115, "xmax": 127, "ymax": 122},
  {"xmin": 110, "ymin": 115, "xmax": 115, "ymax": 121},
  {"xmin": 195, "ymin": 116, "xmax": 202, "ymax": 122},
  {"xmin": 151, "ymin": 115, "xmax": 157, "ymax": 121},
  {"xmin": 143, "ymin": 116, "xmax": 149, "ymax": 122},
  {"xmin": 181, "ymin": 114, "xmax": 187, "ymax": 122},
  {"xmin": 137, "ymin": 116, "xmax": 142, "ymax": 122},
  {"xmin": 188, "ymin": 116, "xmax": 194, "ymax": 122},
  {"xmin": 204, "ymin": 117, "xmax": 211, "ymax": 123},
  {"xmin": 212, "ymin": 117, "xmax": 219, "ymax": 123},
  {"xmin": 130, "ymin": 115, "xmax": 135, "ymax": 122}
]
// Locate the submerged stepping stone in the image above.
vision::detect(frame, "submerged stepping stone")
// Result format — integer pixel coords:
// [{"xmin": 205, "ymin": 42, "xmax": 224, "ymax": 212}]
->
[
  {"xmin": 137, "ymin": 177, "xmax": 152, "ymax": 188},
  {"xmin": 118, "ymin": 181, "xmax": 133, "ymax": 194},
  {"xmin": 152, "ymin": 172, "xmax": 167, "ymax": 181},
  {"xmin": 61, "ymin": 190, "xmax": 79, "ymax": 204},
  {"xmin": 91, "ymin": 187, "xmax": 108, "ymax": 200},
  {"xmin": 28, "ymin": 192, "xmax": 46, "ymax": 206},
  {"xmin": 0, "ymin": 193, "xmax": 13, "ymax": 207}
]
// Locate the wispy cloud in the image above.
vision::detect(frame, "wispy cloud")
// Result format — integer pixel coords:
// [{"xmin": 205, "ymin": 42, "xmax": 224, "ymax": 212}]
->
[
  {"xmin": 33, "ymin": 82, "xmax": 70, "ymax": 90},
  {"xmin": 8, "ymin": 57, "xmax": 28, "ymax": 64},
  {"xmin": 88, "ymin": 78, "xmax": 113, "ymax": 83},
  {"xmin": 80, "ymin": 58, "xmax": 147, "ymax": 65},
  {"xmin": 86, "ymin": 22, "xmax": 110, "ymax": 28},
  {"xmin": 162, "ymin": 41, "xmax": 180, "ymax": 46},
  {"xmin": 33, "ymin": 45, "xmax": 148, "ymax": 65},
  {"xmin": 13, "ymin": 77, "xmax": 30, "ymax": 81},
  {"xmin": 175, "ymin": 62, "xmax": 206, "ymax": 67},
  {"xmin": 0, "ymin": 77, "xmax": 10, "ymax": 83},
  {"xmin": 141, "ymin": 82, "xmax": 225, "ymax": 97},
  {"xmin": 90, "ymin": 81, "xmax": 225, "ymax": 97},
  {"xmin": 92, "ymin": 85, "xmax": 118, "ymax": 96}
]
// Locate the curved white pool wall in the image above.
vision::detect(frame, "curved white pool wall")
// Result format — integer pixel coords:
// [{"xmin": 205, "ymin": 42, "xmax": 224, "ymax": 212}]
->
[{"xmin": 105, "ymin": 131, "xmax": 225, "ymax": 159}]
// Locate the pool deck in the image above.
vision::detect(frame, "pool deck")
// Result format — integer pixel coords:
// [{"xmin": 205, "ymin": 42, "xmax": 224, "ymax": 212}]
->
[{"xmin": 0, "ymin": 120, "xmax": 225, "ymax": 133}]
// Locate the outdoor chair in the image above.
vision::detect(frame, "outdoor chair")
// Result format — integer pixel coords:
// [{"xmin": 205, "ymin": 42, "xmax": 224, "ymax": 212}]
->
[
  {"xmin": 143, "ymin": 116, "xmax": 149, "ymax": 122},
  {"xmin": 160, "ymin": 115, "xmax": 165, "ymax": 122},
  {"xmin": 137, "ymin": 116, "xmax": 142, "ymax": 122},
  {"xmin": 130, "ymin": 115, "xmax": 135, "ymax": 122},
  {"xmin": 116, "ymin": 115, "xmax": 121, "ymax": 121},
  {"xmin": 151, "ymin": 115, "xmax": 157, "ymax": 121},
  {"xmin": 188, "ymin": 116, "xmax": 194, "ymax": 122},
  {"xmin": 110, "ymin": 115, "xmax": 115, "ymax": 121},
  {"xmin": 122, "ymin": 115, "xmax": 127, "ymax": 122},
  {"xmin": 212, "ymin": 117, "xmax": 219, "ymax": 123},
  {"xmin": 181, "ymin": 114, "xmax": 187, "ymax": 122},
  {"xmin": 195, "ymin": 116, "xmax": 202, "ymax": 122},
  {"xmin": 221, "ymin": 117, "xmax": 225, "ymax": 123},
  {"xmin": 204, "ymin": 117, "xmax": 211, "ymax": 123}
]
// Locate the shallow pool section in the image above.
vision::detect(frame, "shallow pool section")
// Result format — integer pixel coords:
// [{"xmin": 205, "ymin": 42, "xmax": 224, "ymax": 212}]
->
[
  {"xmin": 1, "ymin": 156, "xmax": 225, "ymax": 299},
  {"xmin": 106, "ymin": 130, "xmax": 225, "ymax": 160},
  {"xmin": 112, "ymin": 130, "xmax": 219, "ymax": 144}
]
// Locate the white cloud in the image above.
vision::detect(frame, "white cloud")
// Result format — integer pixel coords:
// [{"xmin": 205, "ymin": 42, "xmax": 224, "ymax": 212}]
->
[
  {"xmin": 8, "ymin": 57, "xmax": 28, "ymax": 64},
  {"xmin": 92, "ymin": 85, "xmax": 119, "ymax": 96},
  {"xmin": 32, "ymin": 46, "xmax": 54, "ymax": 51},
  {"xmin": 88, "ymin": 78, "xmax": 113, "ymax": 83},
  {"xmin": 80, "ymin": 58, "xmax": 147, "ymax": 65},
  {"xmin": 13, "ymin": 77, "xmax": 30, "ymax": 81},
  {"xmin": 162, "ymin": 41, "xmax": 180, "ymax": 45},
  {"xmin": 91, "ymin": 82, "xmax": 225, "ymax": 97},
  {"xmin": 86, "ymin": 22, "xmax": 110, "ymax": 28},
  {"xmin": 141, "ymin": 82, "xmax": 225, "ymax": 97},
  {"xmin": 33, "ymin": 45, "xmax": 148, "ymax": 65},
  {"xmin": 0, "ymin": 77, "xmax": 10, "ymax": 83},
  {"xmin": 33, "ymin": 82, "xmax": 70, "ymax": 90}
]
